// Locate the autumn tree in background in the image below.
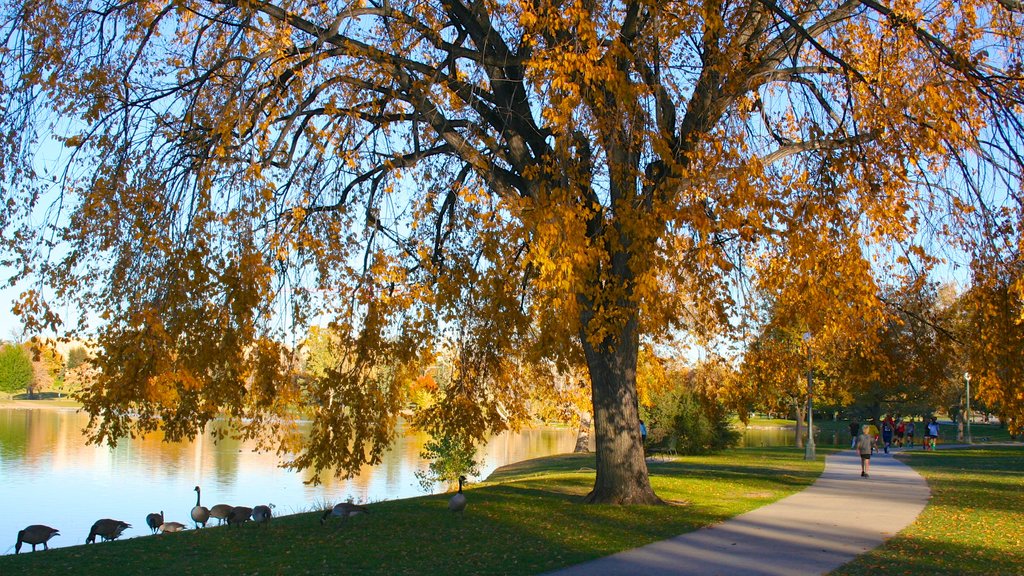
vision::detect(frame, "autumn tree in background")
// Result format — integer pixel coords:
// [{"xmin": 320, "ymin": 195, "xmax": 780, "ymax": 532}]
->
[
  {"xmin": 959, "ymin": 255, "xmax": 1024, "ymax": 434},
  {"xmin": 1, "ymin": 1, "xmax": 1022, "ymax": 502}
]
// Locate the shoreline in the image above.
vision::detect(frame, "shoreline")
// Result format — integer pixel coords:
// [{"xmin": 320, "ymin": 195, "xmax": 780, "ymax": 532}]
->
[{"xmin": 0, "ymin": 397, "xmax": 83, "ymax": 411}]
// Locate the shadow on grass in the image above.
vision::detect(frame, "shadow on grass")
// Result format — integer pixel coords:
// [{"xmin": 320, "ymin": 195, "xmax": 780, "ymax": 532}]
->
[
  {"xmin": 10, "ymin": 392, "xmax": 70, "ymax": 401},
  {"xmin": 832, "ymin": 528, "xmax": 1024, "ymax": 576}
]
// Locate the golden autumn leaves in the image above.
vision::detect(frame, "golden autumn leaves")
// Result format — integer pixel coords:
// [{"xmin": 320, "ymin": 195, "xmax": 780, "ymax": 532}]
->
[{"xmin": 0, "ymin": 0, "xmax": 1021, "ymax": 497}]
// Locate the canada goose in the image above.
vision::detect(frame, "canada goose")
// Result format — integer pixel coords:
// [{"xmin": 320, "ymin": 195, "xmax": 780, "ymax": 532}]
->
[
  {"xmin": 15, "ymin": 525, "xmax": 59, "ymax": 553},
  {"xmin": 191, "ymin": 486, "xmax": 211, "ymax": 528},
  {"xmin": 320, "ymin": 502, "xmax": 370, "ymax": 526},
  {"xmin": 158, "ymin": 521, "xmax": 187, "ymax": 533},
  {"xmin": 226, "ymin": 506, "xmax": 252, "ymax": 527},
  {"xmin": 448, "ymin": 476, "xmax": 467, "ymax": 514},
  {"xmin": 145, "ymin": 511, "xmax": 164, "ymax": 534},
  {"xmin": 86, "ymin": 519, "xmax": 131, "ymax": 544},
  {"xmin": 252, "ymin": 504, "xmax": 275, "ymax": 525},
  {"xmin": 209, "ymin": 503, "xmax": 233, "ymax": 525}
]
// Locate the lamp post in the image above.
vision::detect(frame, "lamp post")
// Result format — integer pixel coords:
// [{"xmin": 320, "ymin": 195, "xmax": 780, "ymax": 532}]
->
[
  {"xmin": 964, "ymin": 372, "xmax": 972, "ymax": 444},
  {"xmin": 803, "ymin": 332, "xmax": 815, "ymax": 460}
]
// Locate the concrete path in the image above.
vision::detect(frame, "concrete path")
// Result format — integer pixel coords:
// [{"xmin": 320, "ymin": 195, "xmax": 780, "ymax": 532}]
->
[{"xmin": 545, "ymin": 450, "xmax": 930, "ymax": 576}]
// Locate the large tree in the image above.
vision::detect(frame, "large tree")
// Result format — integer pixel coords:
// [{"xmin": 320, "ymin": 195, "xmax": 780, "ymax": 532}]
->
[{"xmin": 1, "ymin": 1, "xmax": 1021, "ymax": 502}]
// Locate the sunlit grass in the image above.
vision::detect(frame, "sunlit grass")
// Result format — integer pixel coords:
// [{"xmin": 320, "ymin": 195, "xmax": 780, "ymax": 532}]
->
[
  {"xmin": 1, "ymin": 447, "xmax": 822, "ymax": 576},
  {"xmin": 830, "ymin": 446, "xmax": 1024, "ymax": 576}
]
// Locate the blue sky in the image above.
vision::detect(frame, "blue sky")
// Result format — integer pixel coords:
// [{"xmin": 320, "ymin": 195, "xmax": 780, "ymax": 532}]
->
[{"xmin": 0, "ymin": 274, "xmax": 24, "ymax": 341}]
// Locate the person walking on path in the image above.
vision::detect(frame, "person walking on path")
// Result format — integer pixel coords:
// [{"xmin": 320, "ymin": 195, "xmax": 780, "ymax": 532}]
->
[
  {"xmin": 857, "ymin": 425, "xmax": 874, "ymax": 477},
  {"xmin": 881, "ymin": 416, "xmax": 894, "ymax": 454},
  {"xmin": 925, "ymin": 417, "xmax": 940, "ymax": 450},
  {"xmin": 864, "ymin": 419, "xmax": 880, "ymax": 452},
  {"xmin": 848, "ymin": 420, "xmax": 860, "ymax": 449},
  {"xmin": 906, "ymin": 419, "xmax": 916, "ymax": 448}
]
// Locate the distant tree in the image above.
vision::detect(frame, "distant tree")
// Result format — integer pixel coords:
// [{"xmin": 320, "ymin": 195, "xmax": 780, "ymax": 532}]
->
[
  {"xmin": 0, "ymin": 344, "xmax": 33, "ymax": 396},
  {"xmin": 959, "ymin": 256, "xmax": 1024, "ymax": 436},
  {"xmin": 24, "ymin": 339, "xmax": 64, "ymax": 397},
  {"xmin": 66, "ymin": 346, "xmax": 89, "ymax": 370}
]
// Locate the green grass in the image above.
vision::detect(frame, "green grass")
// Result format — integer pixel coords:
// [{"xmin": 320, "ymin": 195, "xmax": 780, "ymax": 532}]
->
[
  {"xmin": 1, "ymin": 448, "xmax": 822, "ymax": 576},
  {"xmin": 737, "ymin": 416, "xmax": 797, "ymax": 427},
  {"xmin": 831, "ymin": 446, "xmax": 1024, "ymax": 576}
]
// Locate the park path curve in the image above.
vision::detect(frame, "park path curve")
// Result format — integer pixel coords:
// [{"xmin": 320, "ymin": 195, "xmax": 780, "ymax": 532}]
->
[{"xmin": 544, "ymin": 449, "xmax": 930, "ymax": 576}]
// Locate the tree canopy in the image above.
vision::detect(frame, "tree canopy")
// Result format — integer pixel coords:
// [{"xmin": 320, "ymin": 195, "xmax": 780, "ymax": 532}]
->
[{"xmin": 1, "ymin": 0, "xmax": 1021, "ymax": 502}]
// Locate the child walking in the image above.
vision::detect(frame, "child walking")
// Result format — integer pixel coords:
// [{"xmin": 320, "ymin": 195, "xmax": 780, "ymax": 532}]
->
[{"xmin": 857, "ymin": 425, "xmax": 874, "ymax": 478}]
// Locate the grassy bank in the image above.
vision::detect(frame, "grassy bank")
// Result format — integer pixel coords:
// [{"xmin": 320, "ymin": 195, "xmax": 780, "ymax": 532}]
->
[
  {"xmin": 831, "ymin": 446, "xmax": 1024, "ymax": 576},
  {"xmin": 0, "ymin": 396, "xmax": 82, "ymax": 410},
  {"xmin": 1, "ymin": 447, "xmax": 822, "ymax": 576}
]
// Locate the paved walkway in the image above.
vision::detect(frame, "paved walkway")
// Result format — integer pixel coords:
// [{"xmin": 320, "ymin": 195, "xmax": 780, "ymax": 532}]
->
[{"xmin": 545, "ymin": 449, "xmax": 930, "ymax": 576}]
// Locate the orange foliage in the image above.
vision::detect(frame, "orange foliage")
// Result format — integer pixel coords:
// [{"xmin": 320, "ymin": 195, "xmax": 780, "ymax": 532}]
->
[{"xmin": 0, "ymin": 0, "xmax": 1020, "ymax": 493}]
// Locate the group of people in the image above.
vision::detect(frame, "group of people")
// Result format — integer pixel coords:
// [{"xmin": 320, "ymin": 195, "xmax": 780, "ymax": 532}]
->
[
  {"xmin": 851, "ymin": 415, "xmax": 941, "ymax": 478},
  {"xmin": 849, "ymin": 415, "xmax": 940, "ymax": 453}
]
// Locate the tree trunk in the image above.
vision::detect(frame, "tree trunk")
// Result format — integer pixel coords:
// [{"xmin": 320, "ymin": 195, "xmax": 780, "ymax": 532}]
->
[
  {"xmin": 574, "ymin": 410, "xmax": 592, "ymax": 453},
  {"xmin": 580, "ymin": 311, "xmax": 661, "ymax": 505},
  {"xmin": 793, "ymin": 400, "xmax": 805, "ymax": 449}
]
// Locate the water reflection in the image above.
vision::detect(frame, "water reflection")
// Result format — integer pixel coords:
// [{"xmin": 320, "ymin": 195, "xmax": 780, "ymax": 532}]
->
[
  {"xmin": 737, "ymin": 426, "xmax": 850, "ymax": 448},
  {"xmin": 1, "ymin": 408, "xmax": 578, "ymax": 554}
]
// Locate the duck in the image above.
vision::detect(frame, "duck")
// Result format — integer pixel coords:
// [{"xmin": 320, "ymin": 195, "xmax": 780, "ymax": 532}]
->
[
  {"xmin": 15, "ymin": 525, "xmax": 59, "ymax": 553},
  {"xmin": 86, "ymin": 519, "xmax": 131, "ymax": 544},
  {"xmin": 320, "ymin": 501, "xmax": 370, "ymax": 525},
  {"xmin": 158, "ymin": 521, "xmax": 187, "ymax": 533},
  {"xmin": 448, "ymin": 476, "xmax": 467, "ymax": 514},
  {"xmin": 209, "ymin": 503, "xmax": 233, "ymax": 525},
  {"xmin": 252, "ymin": 504, "xmax": 275, "ymax": 526},
  {"xmin": 226, "ymin": 506, "xmax": 252, "ymax": 527},
  {"xmin": 191, "ymin": 486, "xmax": 211, "ymax": 528},
  {"xmin": 145, "ymin": 511, "xmax": 164, "ymax": 534}
]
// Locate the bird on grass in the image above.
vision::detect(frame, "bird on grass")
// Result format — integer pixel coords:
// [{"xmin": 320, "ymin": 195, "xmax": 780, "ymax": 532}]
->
[
  {"xmin": 320, "ymin": 502, "xmax": 370, "ymax": 526},
  {"xmin": 209, "ymin": 503, "xmax": 233, "ymax": 526},
  {"xmin": 159, "ymin": 522, "xmax": 187, "ymax": 533},
  {"xmin": 192, "ymin": 486, "xmax": 211, "ymax": 528},
  {"xmin": 252, "ymin": 504, "xmax": 275, "ymax": 526},
  {"xmin": 86, "ymin": 519, "xmax": 131, "ymax": 544},
  {"xmin": 145, "ymin": 511, "xmax": 164, "ymax": 534},
  {"xmin": 448, "ymin": 476, "xmax": 467, "ymax": 514},
  {"xmin": 15, "ymin": 525, "xmax": 59, "ymax": 553},
  {"xmin": 226, "ymin": 506, "xmax": 253, "ymax": 527}
]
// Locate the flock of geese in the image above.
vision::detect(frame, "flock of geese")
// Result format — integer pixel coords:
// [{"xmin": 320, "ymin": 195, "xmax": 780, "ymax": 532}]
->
[{"xmin": 14, "ymin": 476, "xmax": 469, "ymax": 555}]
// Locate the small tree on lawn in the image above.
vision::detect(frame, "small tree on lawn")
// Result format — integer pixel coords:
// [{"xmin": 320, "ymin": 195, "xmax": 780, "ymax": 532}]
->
[{"xmin": 0, "ymin": 344, "xmax": 34, "ymax": 397}]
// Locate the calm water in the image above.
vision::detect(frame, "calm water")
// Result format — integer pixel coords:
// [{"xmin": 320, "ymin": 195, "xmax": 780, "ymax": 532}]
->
[
  {"xmin": 0, "ymin": 407, "xmax": 578, "ymax": 554},
  {"xmin": 737, "ymin": 425, "xmax": 850, "ymax": 448}
]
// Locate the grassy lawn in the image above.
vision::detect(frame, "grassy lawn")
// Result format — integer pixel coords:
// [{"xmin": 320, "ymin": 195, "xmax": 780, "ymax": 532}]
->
[
  {"xmin": 737, "ymin": 416, "xmax": 797, "ymax": 428},
  {"xmin": 1, "ymin": 447, "xmax": 822, "ymax": 576},
  {"xmin": 831, "ymin": 446, "xmax": 1024, "ymax": 576}
]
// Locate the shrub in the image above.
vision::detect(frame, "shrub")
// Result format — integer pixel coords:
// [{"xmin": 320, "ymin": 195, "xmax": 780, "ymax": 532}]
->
[
  {"xmin": 415, "ymin": 432, "xmax": 481, "ymax": 492},
  {"xmin": 646, "ymin": 388, "xmax": 739, "ymax": 455}
]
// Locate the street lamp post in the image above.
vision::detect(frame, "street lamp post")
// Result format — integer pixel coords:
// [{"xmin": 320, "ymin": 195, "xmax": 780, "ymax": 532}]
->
[
  {"xmin": 964, "ymin": 372, "xmax": 972, "ymax": 444},
  {"xmin": 803, "ymin": 332, "xmax": 815, "ymax": 460}
]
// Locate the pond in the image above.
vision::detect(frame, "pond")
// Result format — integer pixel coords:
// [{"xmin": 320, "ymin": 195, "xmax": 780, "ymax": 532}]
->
[
  {"xmin": 0, "ymin": 407, "xmax": 578, "ymax": 554},
  {"xmin": 737, "ymin": 425, "xmax": 852, "ymax": 448}
]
